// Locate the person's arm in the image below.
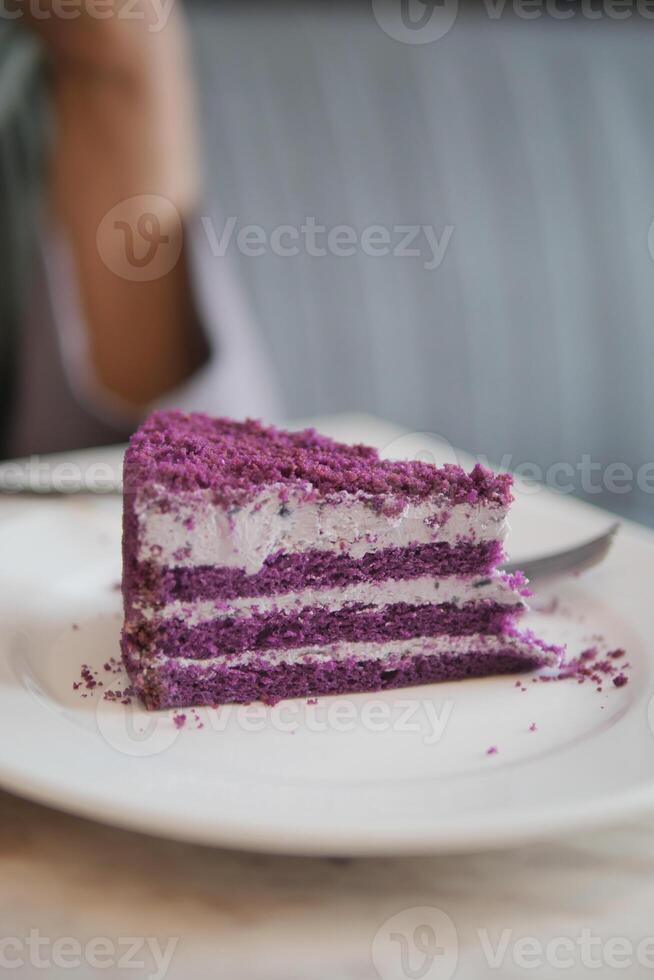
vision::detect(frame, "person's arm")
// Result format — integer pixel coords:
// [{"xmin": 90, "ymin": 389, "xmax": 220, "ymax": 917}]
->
[{"xmin": 25, "ymin": 0, "xmax": 205, "ymax": 409}]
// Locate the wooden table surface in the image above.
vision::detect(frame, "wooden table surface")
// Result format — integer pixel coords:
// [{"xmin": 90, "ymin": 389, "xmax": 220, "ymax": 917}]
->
[{"xmin": 2, "ymin": 788, "xmax": 654, "ymax": 979}]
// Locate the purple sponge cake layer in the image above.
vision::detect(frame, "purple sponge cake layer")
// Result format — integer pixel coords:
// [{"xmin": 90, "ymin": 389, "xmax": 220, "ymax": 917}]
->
[
  {"xmin": 127, "ymin": 601, "xmax": 523, "ymax": 660},
  {"xmin": 126, "ymin": 540, "xmax": 504, "ymax": 607},
  {"xmin": 121, "ymin": 411, "xmax": 558, "ymax": 709},
  {"xmin": 122, "ymin": 637, "xmax": 551, "ymax": 711}
]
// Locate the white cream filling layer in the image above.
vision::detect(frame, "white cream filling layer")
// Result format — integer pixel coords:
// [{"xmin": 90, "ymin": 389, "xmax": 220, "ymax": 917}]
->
[
  {"xmin": 139, "ymin": 574, "xmax": 522, "ymax": 627},
  {"xmin": 136, "ymin": 484, "xmax": 507, "ymax": 575},
  {"xmin": 154, "ymin": 632, "xmax": 548, "ymax": 669}
]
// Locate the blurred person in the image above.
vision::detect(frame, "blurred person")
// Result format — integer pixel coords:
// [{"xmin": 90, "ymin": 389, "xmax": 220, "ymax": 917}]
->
[
  {"xmin": 0, "ymin": 0, "xmax": 281, "ymax": 458},
  {"xmin": 1, "ymin": 0, "xmax": 653, "ymax": 527}
]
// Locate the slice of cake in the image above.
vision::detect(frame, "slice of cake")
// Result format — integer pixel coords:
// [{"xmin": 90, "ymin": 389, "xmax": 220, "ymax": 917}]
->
[{"xmin": 121, "ymin": 411, "xmax": 559, "ymax": 710}]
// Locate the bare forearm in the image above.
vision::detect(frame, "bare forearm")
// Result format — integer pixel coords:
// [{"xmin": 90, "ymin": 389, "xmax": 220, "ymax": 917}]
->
[{"xmin": 44, "ymin": 5, "xmax": 204, "ymax": 408}]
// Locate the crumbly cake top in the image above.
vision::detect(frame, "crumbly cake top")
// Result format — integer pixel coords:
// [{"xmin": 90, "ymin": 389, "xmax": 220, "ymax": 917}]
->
[{"xmin": 124, "ymin": 411, "xmax": 513, "ymax": 506}]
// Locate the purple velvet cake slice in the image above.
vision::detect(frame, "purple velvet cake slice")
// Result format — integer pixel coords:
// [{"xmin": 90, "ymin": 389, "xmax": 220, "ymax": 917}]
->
[{"xmin": 121, "ymin": 410, "xmax": 560, "ymax": 709}]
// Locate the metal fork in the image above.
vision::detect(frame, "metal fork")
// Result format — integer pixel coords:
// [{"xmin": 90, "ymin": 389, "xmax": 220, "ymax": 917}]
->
[{"xmin": 502, "ymin": 522, "xmax": 620, "ymax": 580}]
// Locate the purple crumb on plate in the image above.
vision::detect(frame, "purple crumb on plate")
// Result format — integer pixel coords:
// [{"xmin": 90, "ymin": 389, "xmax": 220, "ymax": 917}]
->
[
  {"xmin": 551, "ymin": 645, "xmax": 631, "ymax": 690},
  {"xmin": 528, "ymin": 723, "xmax": 537, "ymax": 732},
  {"xmin": 486, "ymin": 746, "xmax": 498, "ymax": 756},
  {"xmin": 80, "ymin": 665, "xmax": 98, "ymax": 690}
]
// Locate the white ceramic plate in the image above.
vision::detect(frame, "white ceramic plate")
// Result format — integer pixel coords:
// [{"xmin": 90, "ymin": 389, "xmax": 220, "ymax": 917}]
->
[
  {"xmin": 0, "ymin": 492, "xmax": 653, "ymax": 855},
  {"xmin": 0, "ymin": 418, "xmax": 650, "ymax": 855}
]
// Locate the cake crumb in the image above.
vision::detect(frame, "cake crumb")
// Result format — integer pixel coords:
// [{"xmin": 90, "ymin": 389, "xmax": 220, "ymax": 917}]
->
[
  {"xmin": 102, "ymin": 685, "xmax": 135, "ymax": 704},
  {"xmin": 306, "ymin": 698, "xmax": 318, "ymax": 705},
  {"xmin": 545, "ymin": 644, "xmax": 631, "ymax": 690},
  {"xmin": 528, "ymin": 723, "xmax": 537, "ymax": 732},
  {"xmin": 80, "ymin": 665, "xmax": 98, "ymax": 690},
  {"xmin": 486, "ymin": 746, "xmax": 498, "ymax": 756},
  {"xmin": 173, "ymin": 713, "xmax": 187, "ymax": 730}
]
